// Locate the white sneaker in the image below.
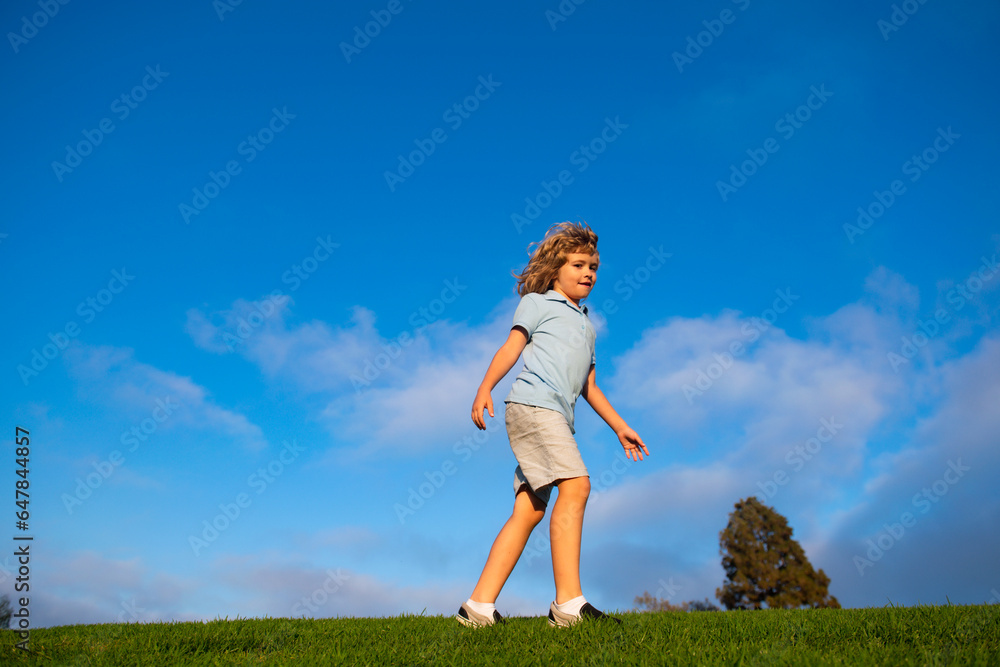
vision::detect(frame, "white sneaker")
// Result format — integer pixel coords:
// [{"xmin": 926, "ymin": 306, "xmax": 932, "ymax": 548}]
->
[
  {"xmin": 456, "ymin": 602, "xmax": 505, "ymax": 628},
  {"xmin": 547, "ymin": 601, "xmax": 621, "ymax": 627}
]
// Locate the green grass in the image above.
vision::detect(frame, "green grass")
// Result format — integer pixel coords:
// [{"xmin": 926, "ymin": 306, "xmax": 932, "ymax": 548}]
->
[{"xmin": 3, "ymin": 604, "xmax": 997, "ymax": 666}]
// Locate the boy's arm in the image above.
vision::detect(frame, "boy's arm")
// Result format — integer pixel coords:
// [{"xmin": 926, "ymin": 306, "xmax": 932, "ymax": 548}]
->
[
  {"xmin": 471, "ymin": 326, "xmax": 529, "ymax": 430},
  {"xmin": 582, "ymin": 366, "xmax": 650, "ymax": 461}
]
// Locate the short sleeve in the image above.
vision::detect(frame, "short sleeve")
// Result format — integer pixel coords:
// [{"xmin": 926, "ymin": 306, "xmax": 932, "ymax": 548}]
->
[{"xmin": 511, "ymin": 294, "xmax": 541, "ymax": 337}]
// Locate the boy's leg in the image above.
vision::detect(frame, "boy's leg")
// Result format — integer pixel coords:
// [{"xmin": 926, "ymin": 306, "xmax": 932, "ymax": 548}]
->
[
  {"xmin": 470, "ymin": 487, "xmax": 547, "ymax": 603},
  {"xmin": 549, "ymin": 475, "xmax": 590, "ymax": 604}
]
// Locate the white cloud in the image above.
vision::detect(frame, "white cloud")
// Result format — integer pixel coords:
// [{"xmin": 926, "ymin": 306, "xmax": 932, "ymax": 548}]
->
[
  {"xmin": 607, "ymin": 303, "xmax": 897, "ymax": 463},
  {"xmin": 188, "ymin": 292, "xmax": 522, "ymax": 456},
  {"xmin": 580, "ymin": 273, "xmax": 1000, "ymax": 608},
  {"xmin": 186, "ymin": 296, "xmax": 385, "ymax": 392},
  {"xmin": 808, "ymin": 334, "xmax": 1000, "ymax": 606},
  {"xmin": 210, "ymin": 555, "xmax": 471, "ymax": 618},
  {"xmin": 29, "ymin": 550, "xmax": 198, "ymax": 627},
  {"xmin": 27, "ymin": 547, "xmax": 540, "ymax": 623},
  {"xmin": 863, "ymin": 266, "xmax": 921, "ymax": 317},
  {"xmin": 170, "ymin": 268, "xmax": 999, "ymax": 610},
  {"xmin": 63, "ymin": 342, "xmax": 267, "ymax": 451}
]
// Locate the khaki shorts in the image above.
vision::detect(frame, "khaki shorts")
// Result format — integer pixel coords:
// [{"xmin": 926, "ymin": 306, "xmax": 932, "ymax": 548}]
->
[{"xmin": 505, "ymin": 402, "xmax": 589, "ymax": 505}]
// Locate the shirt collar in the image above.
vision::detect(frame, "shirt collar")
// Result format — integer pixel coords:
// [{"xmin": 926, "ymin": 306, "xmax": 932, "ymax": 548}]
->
[{"xmin": 542, "ymin": 289, "xmax": 588, "ymax": 315}]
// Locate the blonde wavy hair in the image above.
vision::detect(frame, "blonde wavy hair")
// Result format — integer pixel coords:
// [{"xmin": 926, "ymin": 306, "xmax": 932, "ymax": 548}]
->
[{"xmin": 513, "ymin": 221, "xmax": 599, "ymax": 296}]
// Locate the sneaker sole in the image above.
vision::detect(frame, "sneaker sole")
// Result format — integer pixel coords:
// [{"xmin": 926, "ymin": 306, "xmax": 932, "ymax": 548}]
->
[
  {"xmin": 456, "ymin": 604, "xmax": 503, "ymax": 628},
  {"xmin": 456, "ymin": 613, "xmax": 485, "ymax": 628},
  {"xmin": 548, "ymin": 604, "xmax": 621, "ymax": 627},
  {"xmin": 547, "ymin": 609, "xmax": 575, "ymax": 628}
]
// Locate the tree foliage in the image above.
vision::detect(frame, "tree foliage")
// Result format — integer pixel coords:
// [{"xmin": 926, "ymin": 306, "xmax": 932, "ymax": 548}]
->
[
  {"xmin": 634, "ymin": 592, "xmax": 719, "ymax": 612},
  {"xmin": 0, "ymin": 594, "xmax": 11, "ymax": 629},
  {"xmin": 716, "ymin": 496, "xmax": 840, "ymax": 610}
]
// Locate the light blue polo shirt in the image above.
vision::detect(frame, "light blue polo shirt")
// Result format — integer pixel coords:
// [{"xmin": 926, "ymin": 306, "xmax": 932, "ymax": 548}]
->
[{"xmin": 505, "ymin": 290, "xmax": 597, "ymax": 434}]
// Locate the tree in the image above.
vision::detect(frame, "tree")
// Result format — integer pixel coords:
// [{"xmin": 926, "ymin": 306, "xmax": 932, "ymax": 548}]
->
[
  {"xmin": 633, "ymin": 593, "xmax": 719, "ymax": 612},
  {"xmin": 634, "ymin": 591, "xmax": 682, "ymax": 612},
  {"xmin": 716, "ymin": 496, "xmax": 840, "ymax": 610},
  {"xmin": 686, "ymin": 598, "xmax": 721, "ymax": 612},
  {"xmin": 0, "ymin": 594, "xmax": 11, "ymax": 629}
]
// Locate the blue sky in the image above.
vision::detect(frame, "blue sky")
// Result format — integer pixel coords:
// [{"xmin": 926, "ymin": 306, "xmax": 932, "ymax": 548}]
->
[{"xmin": 2, "ymin": 0, "xmax": 999, "ymax": 626}]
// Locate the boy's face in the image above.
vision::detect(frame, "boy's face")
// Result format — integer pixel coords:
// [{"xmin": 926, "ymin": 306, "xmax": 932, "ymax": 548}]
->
[{"xmin": 552, "ymin": 251, "xmax": 599, "ymax": 306}]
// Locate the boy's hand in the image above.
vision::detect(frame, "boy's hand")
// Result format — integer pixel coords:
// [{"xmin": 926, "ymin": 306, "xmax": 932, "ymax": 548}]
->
[
  {"xmin": 472, "ymin": 388, "xmax": 494, "ymax": 430},
  {"xmin": 617, "ymin": 426, "xmax": 649, "ymax": 461}
]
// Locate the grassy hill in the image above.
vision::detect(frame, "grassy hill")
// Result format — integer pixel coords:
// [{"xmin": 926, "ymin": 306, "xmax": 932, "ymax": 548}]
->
[{"xmin": 3, "ymin": 604, "xmax": 997, "ymax": 665}]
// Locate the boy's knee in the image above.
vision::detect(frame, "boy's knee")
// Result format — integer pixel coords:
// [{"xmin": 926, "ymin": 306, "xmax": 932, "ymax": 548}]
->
[
  {"xmin": 559, "ymin": 476, "xmax": 591, "ymax": 503},
  {"xmin": 514, "ymin": 489, "xmax": 547, "ymax": 525},
  {"xmin": 514, "ymin": 505, "xmax": 545, "ymax": 528}
]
